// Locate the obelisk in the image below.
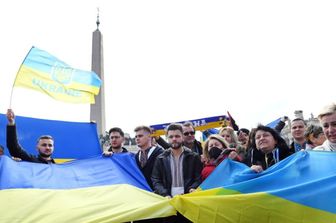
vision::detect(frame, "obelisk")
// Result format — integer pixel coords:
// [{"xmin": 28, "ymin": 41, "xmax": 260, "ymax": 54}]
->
[{"xmin": 90, "ymin": 11, "xmax": 106, "ymax": 136}]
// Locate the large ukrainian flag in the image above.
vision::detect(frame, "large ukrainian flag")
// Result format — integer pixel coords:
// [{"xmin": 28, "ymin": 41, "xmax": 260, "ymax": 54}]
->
[
  {"xmin": 171, "ymin": 151, "xmax": 336, "ymax": 223},
  {"xmin": 0, "ymin": 153, "xmax": 175, "ymax": 222},
  {"xmin": 14, "ymin": 47, "xmax": 101, "ymax": 104},
  {"xmin": 1, "ymin": 150, "xmax": 335, "ymax": 222}
]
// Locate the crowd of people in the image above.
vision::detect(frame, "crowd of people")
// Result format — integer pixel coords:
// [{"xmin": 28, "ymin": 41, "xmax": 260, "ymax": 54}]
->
[{"xmin": 1, "ymin": 103, "xmax": 336, "ymax": 223}]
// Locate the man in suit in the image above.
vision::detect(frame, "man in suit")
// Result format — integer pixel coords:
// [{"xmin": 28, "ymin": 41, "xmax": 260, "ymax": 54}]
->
[{"xmin": 134, "ymin": 125, "xmax": 163, "ymax": 190}]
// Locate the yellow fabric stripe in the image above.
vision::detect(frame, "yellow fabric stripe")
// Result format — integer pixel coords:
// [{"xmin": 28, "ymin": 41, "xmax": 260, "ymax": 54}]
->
[
  {"xmin": 152, "ymin": 120, "xmax": 229, "ymax": 136},
  {"xmin": 170, "ymin": 188, "xmax": 336, "ymax": 223},
  {"xmin": 0, "ymin": 184, "xmax": 175, "ymax": 223},
  {"xmin": 54, "ymin": 158, "xmax": 74, "ymax": 163},
  {"xmin": 18, "ymin": 64, "xmax": 100, "ymax": 94},
  {"xmin": 15, "ymin": 65, "xmax": 95, "ymax": 103}
]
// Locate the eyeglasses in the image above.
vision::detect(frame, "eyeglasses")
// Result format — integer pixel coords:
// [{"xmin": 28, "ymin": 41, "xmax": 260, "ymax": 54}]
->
[{"xmin": 183, "ymin": 131, "xmax": 195, "ymax": 136}]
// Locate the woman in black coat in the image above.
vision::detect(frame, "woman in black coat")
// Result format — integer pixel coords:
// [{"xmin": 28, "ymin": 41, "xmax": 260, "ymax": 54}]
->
[{"xmin": 249, "ymin": 125, "xmax": 291, "ymax": 173}]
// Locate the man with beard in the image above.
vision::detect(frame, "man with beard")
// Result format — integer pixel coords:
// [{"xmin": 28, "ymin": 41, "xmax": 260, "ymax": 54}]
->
[
  {"xmin": 151, "ymin": 123, "xmax": 202, "ymax": 197},
  {"xmin": 151, "ymin": 123, "xmax": 202, "ymax": 222},
  {"xmin": 153, "ymin": 122, "xmax": 203, "ymax": 156},
  {"xmin": 103, "ymin": 127, "xmax": 128, "ymax": 155},
  {"xmin": 6, "ymin": 109, "xmax": 55, "ymax": 164}
]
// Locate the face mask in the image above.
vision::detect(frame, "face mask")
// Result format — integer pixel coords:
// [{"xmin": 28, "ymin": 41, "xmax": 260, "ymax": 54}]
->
[{"xmin": 208, "ymin": 147, "xmax": 222, "ymax": 159}]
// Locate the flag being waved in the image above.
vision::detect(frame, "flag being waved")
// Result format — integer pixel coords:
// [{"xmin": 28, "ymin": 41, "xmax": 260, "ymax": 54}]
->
[{"xmin": 13, "ymin": 46, "xmax": 101, "ymax": 104}]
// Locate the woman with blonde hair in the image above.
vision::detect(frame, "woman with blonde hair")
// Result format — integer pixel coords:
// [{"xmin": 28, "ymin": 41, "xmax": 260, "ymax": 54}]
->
[
  {"xmin": 201, "ymin": 134, "xmax": 239, "ymax": 181},
  {"xmin": 314, "ymin": 103, "xmax": 336, "ymax": 151},
  {"xmin": 219, "ymin": 126, "xmax": 245, "ymax": 161}
]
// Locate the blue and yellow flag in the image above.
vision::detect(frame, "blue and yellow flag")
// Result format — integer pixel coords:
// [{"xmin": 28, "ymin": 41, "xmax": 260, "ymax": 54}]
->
[
  {"xmin": 0, "ymin": 154, "xmax": 176, "ymax": 222},
  {"xmin": 171, "ymin": 151, "xmax": 336, "ymax": 222},
  {"xmin": 1, "ymin": 150, "xmax": 336, "ymax": 222},
  {"xmin": 0, "ymin": 153, "xmax": 150, "ymax": 190},
  {"xmin": 14, "ymin": 47, "xmax": 101, "ymax": 104},
  {"xmin": 150, "ymin": 115, "xmax": 229, "ymax": 136}
]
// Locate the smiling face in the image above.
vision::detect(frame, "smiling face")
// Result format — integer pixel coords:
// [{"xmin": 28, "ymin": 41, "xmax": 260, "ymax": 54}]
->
[
  {"xmin": 255, "ymin": 130, "xmax": 277, "ymax": 154},
  {"xmin": 320, "ymin": 113, "xmax": 336, "ymax": 143},
  {"xmin": 220, "ymin": 130, "xmax": 233, "ymax": 144}
]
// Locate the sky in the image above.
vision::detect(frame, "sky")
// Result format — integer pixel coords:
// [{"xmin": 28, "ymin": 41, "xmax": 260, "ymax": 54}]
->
[{"xmin": 1, "ymin": 0, "xmax": 335, "ymax": 136}]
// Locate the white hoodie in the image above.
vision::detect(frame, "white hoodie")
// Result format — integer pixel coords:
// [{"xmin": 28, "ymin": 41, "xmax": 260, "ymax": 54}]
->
[{"xmin": 314, "ymin": 140, "xmax": 336, "ymax": 152}]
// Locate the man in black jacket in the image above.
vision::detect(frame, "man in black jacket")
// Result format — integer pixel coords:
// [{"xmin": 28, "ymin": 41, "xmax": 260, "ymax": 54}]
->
[
  {"xmin": 182, "ymin": 121, "xmax": 203, "ymax": 155},
  {"xmin": 151, "ymin": 123, "xmax": 202, "ymax": 223},
  {"xmin": 6, "ymin": 109, "xmax": 55, "ymax": 164},
  {"xmin": 134, "ymin": 125, "xmax": 163, "ymax": 190},
  {"xmin": 151, "ymin": 123, "xmax": 202, "ymax": 197}
]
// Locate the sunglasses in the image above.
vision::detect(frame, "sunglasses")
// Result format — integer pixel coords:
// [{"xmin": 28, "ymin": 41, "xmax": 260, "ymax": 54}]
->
[{"xmin": 183, "ymin": 131, "xmax": 195, "ymax": 136}]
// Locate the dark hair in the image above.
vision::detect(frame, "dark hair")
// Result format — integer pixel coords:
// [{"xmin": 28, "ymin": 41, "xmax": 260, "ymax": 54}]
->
[
  {"xmin": 292, "ymin": 118, "xmax": 306, "ymax": 125},
  {"xmin": 37, "ymin": 135, "xmax": 54, "ymax": 143},
  {"xmin": 305, "ymin": 124, "xmax": 324, "ymax": 144},
  {"xmin": 108, "ymin": 127, "xmax": 124, "ymax": 137},
  {"xmin": 165, "ymin": 123, "xmax": 183, "ymax": 134},
  {"xmin": 238, "ymin": 128, "xmax": 250, "ymax": 135},
  {"xmin": 254, "ymin": 125, "xmax": 289, "ymax": 151},
  {"xmin": 182, "ymin": 121, "xmax": 195, "ymax": 131},
  {"xmin": 134, "ymin": 125, "xmax": 151, "ymax": 134},
  {"xmin": 246, "ymin": 128, "xmax": 257, "ymax": 150}
]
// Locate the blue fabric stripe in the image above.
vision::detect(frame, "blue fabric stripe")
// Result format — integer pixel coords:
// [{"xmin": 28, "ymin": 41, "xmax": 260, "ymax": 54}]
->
[
  {"xmin": 0, "ymin": 153, "xmax": 151, "ymax": 191},
  {"xmin": 0, "ymin": 113, "xmax": 101, "ymax": 159},
  {"xmin": 200, "ymin": 151, "xmax": 336, "ymax": 214},
  {"xmin": 23, "ymin": 47, "xmax": 101, "ymax": 87}
]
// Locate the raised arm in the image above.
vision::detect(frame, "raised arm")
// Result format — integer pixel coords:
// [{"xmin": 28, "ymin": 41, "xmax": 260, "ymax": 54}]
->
[{"xmin": 6, "ymin": 109, "xmax": 34, "ymax": 161}]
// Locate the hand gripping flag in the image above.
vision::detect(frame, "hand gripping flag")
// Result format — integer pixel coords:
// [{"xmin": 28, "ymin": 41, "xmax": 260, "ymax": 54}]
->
[{"xmin": 12, "ymin": 46, "xmax": 101, "ymax": 104}]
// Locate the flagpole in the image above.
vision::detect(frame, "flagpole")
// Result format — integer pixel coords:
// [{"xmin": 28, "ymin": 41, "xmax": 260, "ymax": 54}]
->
[{"xmin": 9, "ymin": 46, "xmax": 35, "ymax": 109}]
